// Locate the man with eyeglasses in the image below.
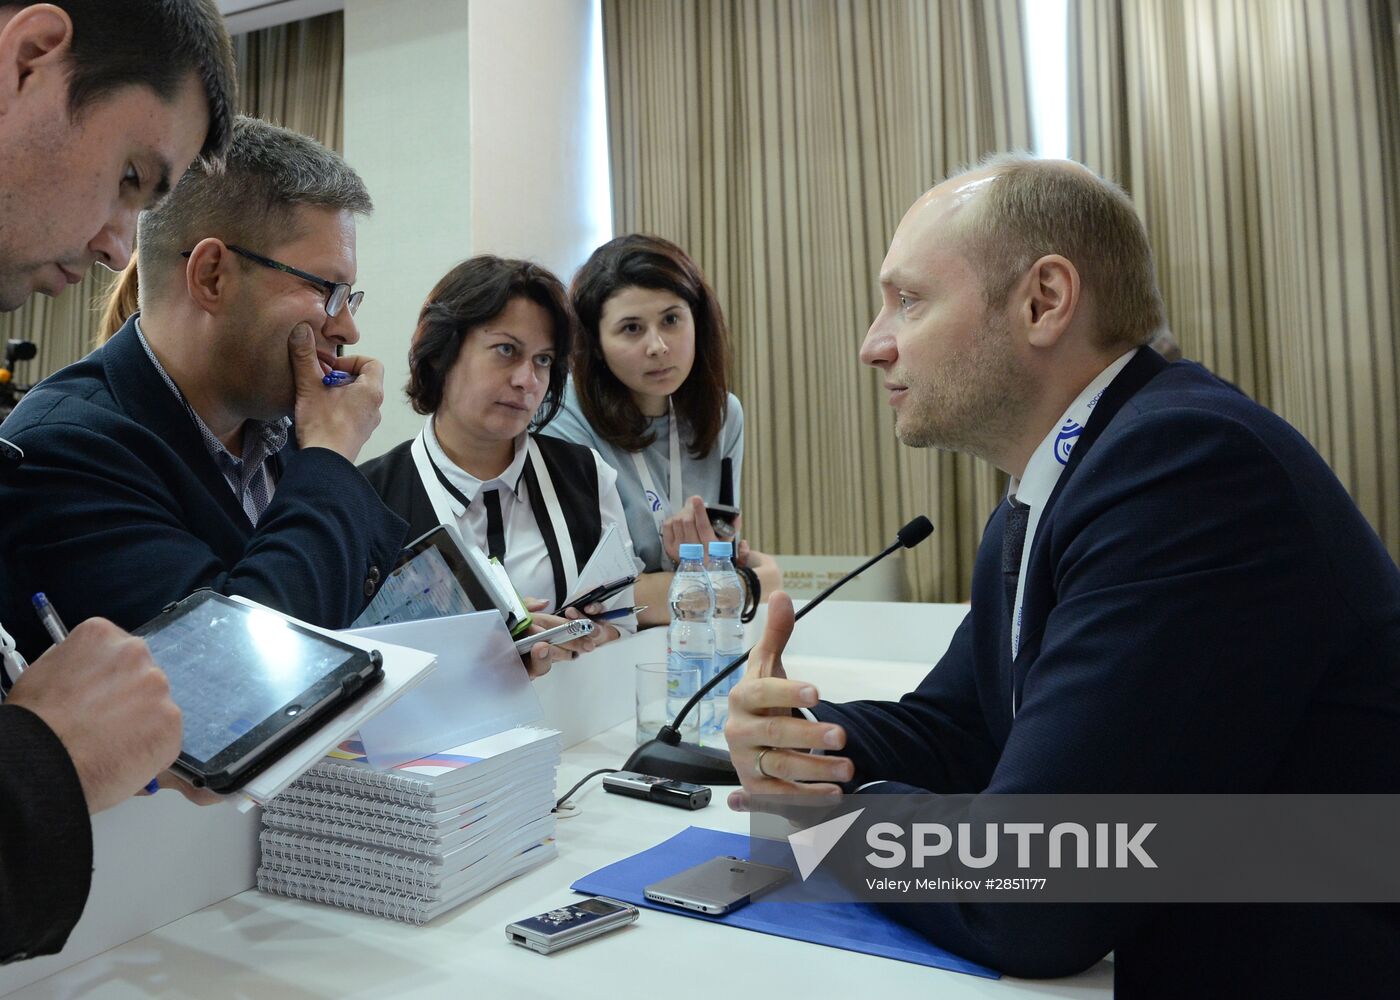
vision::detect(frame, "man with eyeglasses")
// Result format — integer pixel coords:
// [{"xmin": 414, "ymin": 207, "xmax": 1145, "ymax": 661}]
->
[{"xmin": 0, "ymin": 116, "xmax": 408, "ymax": 662}]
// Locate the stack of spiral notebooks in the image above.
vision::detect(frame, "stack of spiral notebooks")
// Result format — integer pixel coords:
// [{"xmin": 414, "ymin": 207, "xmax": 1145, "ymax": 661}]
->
[{"xmin": 256, "ymin": 725, "xmax": 562, "ymax": 924}]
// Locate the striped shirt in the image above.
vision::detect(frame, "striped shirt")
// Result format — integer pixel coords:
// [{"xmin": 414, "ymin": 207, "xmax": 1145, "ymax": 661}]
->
[{"xmin": 133, "ymin": 316, "xmax": 290, "ymax": 525}]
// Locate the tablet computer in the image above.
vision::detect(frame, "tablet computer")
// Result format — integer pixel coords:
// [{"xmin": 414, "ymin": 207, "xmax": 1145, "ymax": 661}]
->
[
  {"xmin": 134, "ymin": 591, "xmax": 383, "ymax": 793},
  {"xmin": 352, "ymin": 524, "xmax": 531, "ymax": 635}
]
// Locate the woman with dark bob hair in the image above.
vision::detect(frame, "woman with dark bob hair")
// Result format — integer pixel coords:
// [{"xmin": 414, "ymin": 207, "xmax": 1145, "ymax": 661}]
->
[
  {"xmin": 360, "ymin": 256, "xmax": 638, "ymax": 673},
  {"xmin": 544, "ymin": 235, "xmax": 780, "ymax": 628}
]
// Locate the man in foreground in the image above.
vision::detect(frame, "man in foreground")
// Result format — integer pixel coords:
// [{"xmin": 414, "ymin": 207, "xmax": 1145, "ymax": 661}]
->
[
  {"xmin": 726, "ymin": 155, "xmax": 1400, "ymax": 996},
  {"xmin": 0, "ymin": 0, "xmax": 236, "ymax": 962}
]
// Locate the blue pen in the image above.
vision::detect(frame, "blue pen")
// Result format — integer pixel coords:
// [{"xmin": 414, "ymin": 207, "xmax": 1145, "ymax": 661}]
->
[
  {"xmin": 592, "ymin": 605, "xmax": 646, "ymax": 622},
  {"xmin": 322, "ymin": 370, "xmax": 353, "ymax": 387},
  {"xmin": 33, "ymin": 593, "xmax": 160, "ymax": 795},
  {"xmin": 31, "ymin": 592, "xmax": 68, "ymax": 644}
]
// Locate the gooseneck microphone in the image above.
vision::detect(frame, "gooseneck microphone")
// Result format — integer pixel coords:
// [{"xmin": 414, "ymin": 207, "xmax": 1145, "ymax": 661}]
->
[{"xmin": 623, "ymin": 515, "xmax": 935, "ymax": 785}]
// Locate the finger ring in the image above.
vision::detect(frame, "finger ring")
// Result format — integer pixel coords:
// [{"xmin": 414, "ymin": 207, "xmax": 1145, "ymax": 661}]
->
[{"xmin": 755, "ymin": 747, "xmax": 777, "ymax": 779}]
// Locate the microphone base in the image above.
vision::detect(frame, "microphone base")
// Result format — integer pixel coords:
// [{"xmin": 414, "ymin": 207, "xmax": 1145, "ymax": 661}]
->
[{"xmin": 624, "ymin": 738, "xmax": 740, "ymax": 786}]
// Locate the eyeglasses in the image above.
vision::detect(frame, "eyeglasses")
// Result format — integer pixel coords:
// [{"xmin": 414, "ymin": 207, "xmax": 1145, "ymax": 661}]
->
[{"xmin": 179, "ymin": 244, "xmax": 364, "ymax": 317}]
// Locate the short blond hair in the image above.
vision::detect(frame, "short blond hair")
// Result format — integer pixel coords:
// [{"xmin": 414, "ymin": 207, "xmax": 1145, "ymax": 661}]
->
[{"xmin": 957, "ymin": 153, "xmax": 1165, "ymax": 352}]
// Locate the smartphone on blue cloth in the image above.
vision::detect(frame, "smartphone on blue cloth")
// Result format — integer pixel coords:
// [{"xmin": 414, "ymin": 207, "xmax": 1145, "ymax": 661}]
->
[{"xmin": 644, "ymin": 856, "xmax": 790, "ymax": 916}]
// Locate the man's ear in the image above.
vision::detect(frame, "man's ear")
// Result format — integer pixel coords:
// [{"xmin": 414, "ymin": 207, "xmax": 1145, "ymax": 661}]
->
[
  {"xmin": 1022, "ymin": 254, "xmax": 1080, "ymax": 349},
  {"xmin": 0, "ymin": 5, "xmax": 74, "ymax": 116},
  {"xmin": 184, "ymin": 239, "xmax": 234, "ymax": 315}
]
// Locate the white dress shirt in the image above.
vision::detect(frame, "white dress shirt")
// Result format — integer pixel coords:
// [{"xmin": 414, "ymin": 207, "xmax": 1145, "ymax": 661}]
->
[{"xmin": 422, "ymin": 418, "xmax": 638, "ymax": 625}]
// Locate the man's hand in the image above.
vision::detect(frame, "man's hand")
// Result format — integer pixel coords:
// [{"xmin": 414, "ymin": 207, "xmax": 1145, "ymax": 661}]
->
[
  {"xmin": 724, "ymin": 592, "xmax": 851, "ymax": 811},
  {"xmin": 288, "ymin": 322, "xmax": 384, "ymax": 462},
  {"xmin": 661, "ymin": 495, "xmax": 720, "ymax": 562},
  {"xmin": 7, "ymin": 619, "xmax": 182, "ymax": 814}
]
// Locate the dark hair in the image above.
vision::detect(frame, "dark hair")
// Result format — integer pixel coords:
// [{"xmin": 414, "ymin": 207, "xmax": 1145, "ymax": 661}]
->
[
  {"xmin": 43, "ymin": 0, "xmax": 237, "ymax": 162},
  {"xmin": 570, "ymin": 234, "xmax": 732, "ymax": 457},
  {"xmin": 406, "ymin": 256, "xmax": 575, "ymax": 430},
  {"xmin": 137, "ymin": 116, "xmax": 372, "ymax": 304}
]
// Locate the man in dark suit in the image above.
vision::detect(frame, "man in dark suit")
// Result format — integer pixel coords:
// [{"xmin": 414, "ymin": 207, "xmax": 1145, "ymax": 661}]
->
[
  {"xmin": 725, "ymin": 156, "xmax": 1400, "ymax": 997},
  {"xmin": 0, "ymin": 115, "xmax": 408, "ymax": 663},
  {"xmin": 0, "ymin": 0, "xmax": 237, "ymax": 964}
]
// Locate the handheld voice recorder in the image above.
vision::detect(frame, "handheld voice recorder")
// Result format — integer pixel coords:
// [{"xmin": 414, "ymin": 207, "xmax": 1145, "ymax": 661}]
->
[
  {"xmin": 602, "ymin": 771, "xmax": 711, "ymax": 810},
  {"xmin": 506, "ymin": 897, "xmax": 639, "ymax": 955}
]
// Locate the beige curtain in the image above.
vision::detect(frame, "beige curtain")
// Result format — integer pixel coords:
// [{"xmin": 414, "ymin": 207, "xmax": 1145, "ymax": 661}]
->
[
  {"xmin": 0, "ymin": 12, "xmax": 345, "ymax": 383},
  {"xmin": 1069, "ymin": 0, "xmax": 1400, "ymax": 563},
  {"xmin": 234, "ymin": 11, "xmax": 345, "ymax": 152},
  {"xmin": 604, "ymin": 0, "xmax": 1031, "ymax": 600}
]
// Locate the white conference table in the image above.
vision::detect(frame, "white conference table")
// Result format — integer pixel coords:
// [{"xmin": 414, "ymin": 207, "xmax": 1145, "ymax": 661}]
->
[{"xmin": 10, "ymin": 648, "xmax": 1113, "ymax": 999}]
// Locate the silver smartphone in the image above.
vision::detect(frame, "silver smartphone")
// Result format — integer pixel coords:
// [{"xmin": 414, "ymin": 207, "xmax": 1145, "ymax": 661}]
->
[
  {"xmin": 506, "ymin": 897, "xmax": 639, "ymax": 955},
  {"xmin": 513, "ymin": 618, "xmax": 595, "ymax": 654},
  {"xmin": 643, "ymin": 856, "xmax": 791, "ymax": 916}
]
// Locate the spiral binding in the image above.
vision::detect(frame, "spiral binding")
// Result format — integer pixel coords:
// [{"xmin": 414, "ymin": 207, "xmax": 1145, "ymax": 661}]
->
[
  {"xmin": 256, "ymin": 839, "xmax": 558, "ymax": 925},
  {"xmin": 262, "ymin": 790, "xmax": 556, "ymax": 854}
]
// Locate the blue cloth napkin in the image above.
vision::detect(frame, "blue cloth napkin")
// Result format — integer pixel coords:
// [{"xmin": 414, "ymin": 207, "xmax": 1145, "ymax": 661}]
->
[{"xmin": 570, "ymin": 825, "xmax": 998, "ymax": 978}]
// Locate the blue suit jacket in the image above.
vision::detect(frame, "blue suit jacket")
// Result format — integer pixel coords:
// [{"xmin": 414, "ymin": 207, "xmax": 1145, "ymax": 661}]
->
[
  {"xmin": 814, "ymin": 348, "xmax": 1400, "ymax": 995},
  {"xmin": 0, "ymin": 316, "xmax": 408, "ymax": 660}
]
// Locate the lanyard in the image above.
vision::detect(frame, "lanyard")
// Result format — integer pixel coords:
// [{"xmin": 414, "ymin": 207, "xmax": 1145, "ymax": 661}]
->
[
  {"xmin": 1009, "ymin": 350, "xmax": 1137, "ymax": 707},
  {"xmin": 629, "ymin": 399, "xmax": 682, "ymax": 570},
  {"xmin": 411, "ymin": 427, "xmax": 579, "ymax": 605},
  {"xmin": 524, "ymin": 436, "xmax": 579, "ymax": 599}
]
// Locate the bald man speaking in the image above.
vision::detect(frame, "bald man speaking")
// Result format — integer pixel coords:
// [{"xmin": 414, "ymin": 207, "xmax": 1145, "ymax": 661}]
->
[{"xmin": 725, "ymin": 156, "xmax": 1400, "ymax": 998}]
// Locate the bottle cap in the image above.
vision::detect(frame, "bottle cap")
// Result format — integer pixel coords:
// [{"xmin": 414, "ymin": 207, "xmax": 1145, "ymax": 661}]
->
[
  {"xmin": 708, "ymin": 541, "xmax": 733, "ymax": 558},
  {"xmin": 678, "ymin": 543, "xmax": 705, "ymax": 560}
]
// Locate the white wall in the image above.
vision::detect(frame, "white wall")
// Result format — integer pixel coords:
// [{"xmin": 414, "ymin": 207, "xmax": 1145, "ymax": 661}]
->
[
  {"xmin": 343, "ymin": 0, "xmax": 603, "ymax": 461},
  {"xmin": 342, "ymin": 0, "xmax": 473, "ymax": 458},
  {"xmin": 468, "ymin": 0, "xmax": 606, "ymax": 282}
]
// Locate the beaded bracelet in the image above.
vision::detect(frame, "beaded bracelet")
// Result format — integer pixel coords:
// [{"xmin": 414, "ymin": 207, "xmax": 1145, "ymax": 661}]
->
[{"xmin": 737, "ymin": 563, "xmax": 761, "ymax": 623}]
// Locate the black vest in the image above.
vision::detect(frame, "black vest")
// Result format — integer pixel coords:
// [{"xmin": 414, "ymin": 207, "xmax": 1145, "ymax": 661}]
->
[{"xmin": 359, "ymin": 434, "xmax": 604, "ymax": 609}]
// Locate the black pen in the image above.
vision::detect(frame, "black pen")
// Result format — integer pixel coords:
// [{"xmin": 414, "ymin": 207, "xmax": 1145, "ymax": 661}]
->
[{"xmin": 592, "ymin": 605, "xmax": 646, "ymax": 622}]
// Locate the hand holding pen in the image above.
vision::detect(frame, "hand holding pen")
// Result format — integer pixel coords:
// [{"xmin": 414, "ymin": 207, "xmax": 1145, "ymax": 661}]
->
[
  {"xmin": 288, "ymin": 323, "xmax": 385, "ymax": 462},
  {"xmin": 32, "ymin": 594, "xmax": 161, "ymax": 795},
  {"xmin": 4, "ymin": 609, "xmax": 183, "ymax": 812}
]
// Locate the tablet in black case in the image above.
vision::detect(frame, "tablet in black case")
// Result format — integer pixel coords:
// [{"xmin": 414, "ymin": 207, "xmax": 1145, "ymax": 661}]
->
[{"xmin": 134, "ymin": 590, "xmax": 383, "ymax": 793}]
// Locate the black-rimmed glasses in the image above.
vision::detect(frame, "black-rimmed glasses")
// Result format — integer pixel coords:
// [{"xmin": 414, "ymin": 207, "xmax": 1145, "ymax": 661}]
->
[{"xmin": 179, "ymin": 244, "xmax": 364, "ymax": 317}]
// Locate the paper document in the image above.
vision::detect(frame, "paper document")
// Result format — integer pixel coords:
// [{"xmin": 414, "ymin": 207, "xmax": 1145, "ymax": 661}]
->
[
  {"xmin": 348, "ymin": 612, "xmax": 543, "ymax": 771},
  {"xmin": 564, "ymin": 522, "xmax": 641, "ymax": 608},
  {"xmin": 227, "ymin": 597, "xmax": 438, "ymax": 809}
]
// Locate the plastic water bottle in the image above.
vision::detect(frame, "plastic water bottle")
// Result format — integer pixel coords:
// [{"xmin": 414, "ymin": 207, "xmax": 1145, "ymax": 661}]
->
[
  {"xmin": 707, "ymin": 541, "xmax": 745, "ymax": 746},
  {"xmin": 667, "ymin": 543, "xmax": 715, "ymax": 741}
]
